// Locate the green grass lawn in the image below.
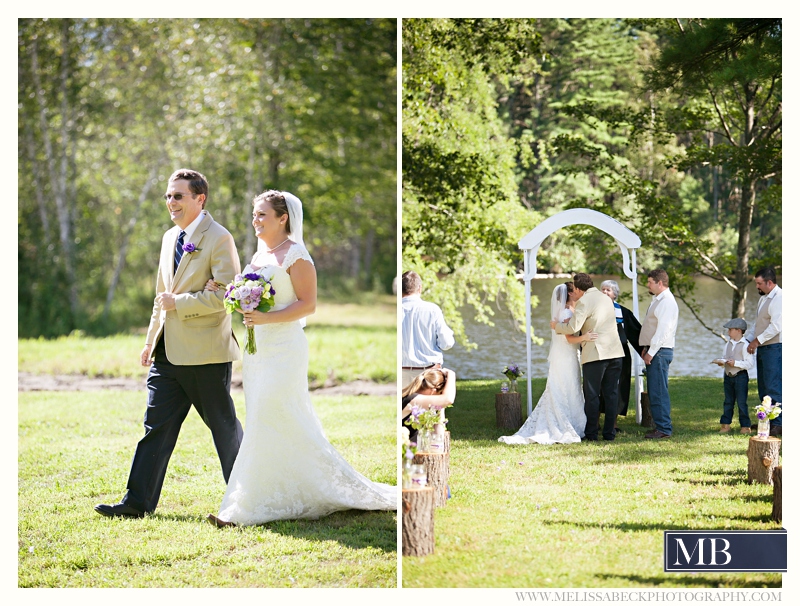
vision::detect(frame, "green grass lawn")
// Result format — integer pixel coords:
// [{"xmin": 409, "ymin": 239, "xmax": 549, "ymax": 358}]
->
[
  {"xmin": 403, "ymin": 377, "xmax": 782, "ymax": 589},
  {"xmin": 17, "ymin": 296, "xmax": 396, "ymax": 386},
  {"xmin": 18, "ymin": 390, "xmax": 397, "ymax": 588}
]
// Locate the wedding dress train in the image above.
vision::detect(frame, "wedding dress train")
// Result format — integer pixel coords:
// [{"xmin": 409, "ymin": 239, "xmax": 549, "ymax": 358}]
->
[
  {"xmin": 498, "ymin": 300, "xmax": 586, "ymax": 445},
  {"xmin": 217, "ymin": 244, "xmax": 397, "ymax": 525}
]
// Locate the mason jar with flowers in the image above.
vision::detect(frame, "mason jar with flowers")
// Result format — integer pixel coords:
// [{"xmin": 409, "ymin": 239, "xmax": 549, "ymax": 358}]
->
[
  {"xmin": 754, "ymin": 395, "xmax": 782, "ymax": 439},
  {"xmin": 502, "ymin": 363, "xmax": 524, "ymax": 393},
  {"xmin": 404, "ymin": 405, "xmax": 442, "ymax": 453}
]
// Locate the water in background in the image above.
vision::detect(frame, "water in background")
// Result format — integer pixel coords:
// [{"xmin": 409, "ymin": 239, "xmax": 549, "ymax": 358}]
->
[{"xmin": 445, "ymin": 275, "xmax": 763, "ymax": 380}]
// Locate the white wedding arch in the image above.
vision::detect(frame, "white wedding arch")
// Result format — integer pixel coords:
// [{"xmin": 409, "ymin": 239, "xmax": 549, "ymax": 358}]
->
[{"xmin": 518, "ymin": 208, "xmax": 644, "ymax": 421}]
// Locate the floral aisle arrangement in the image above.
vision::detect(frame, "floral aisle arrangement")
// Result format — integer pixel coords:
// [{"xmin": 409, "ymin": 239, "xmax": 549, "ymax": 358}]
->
[
  {"xmin": 401, "ymin": 426, "xmax": 417, "ymax": 488},
  {"xmin": 223, "ymin": 272, "xmax": 276, "ymax": 354},
  {"xmin": 405, "ymin": 405, "xmax": 447, "ymax": 453},
  {"xmin": 502, "ymin": 363, "xmax": 524, "ymax": 392},
  {"xmin": 754, "ymin": 395, "xmax": 782, "ymax": 439}
]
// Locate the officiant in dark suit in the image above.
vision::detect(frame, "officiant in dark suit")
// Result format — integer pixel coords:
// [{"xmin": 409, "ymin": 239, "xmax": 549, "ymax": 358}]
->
[{"xmin": 599, "ymin": 280, "xmax": 642, "ymax": 431}]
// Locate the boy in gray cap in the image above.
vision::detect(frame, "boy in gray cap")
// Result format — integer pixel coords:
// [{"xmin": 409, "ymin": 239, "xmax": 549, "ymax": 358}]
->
[{"xmin": 712, "ymin": 318, "xmax": 754, "ymax": 434}]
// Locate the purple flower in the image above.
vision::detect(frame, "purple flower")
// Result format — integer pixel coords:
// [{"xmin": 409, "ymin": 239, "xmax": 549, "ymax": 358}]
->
[
  {"xmin": 182, "ymin": 242, "xmax": 197, "ymax": 253},
  {"xmin": 244, "ymin": 272, "xmax": 260, "ymax": 281},
  {"xmin": 757, "ymin": 411, "xmax": 767, "ymax": 420},
  {"xmin": 269, "ymin": 287, "xmax": 276, "ymax": 296}
]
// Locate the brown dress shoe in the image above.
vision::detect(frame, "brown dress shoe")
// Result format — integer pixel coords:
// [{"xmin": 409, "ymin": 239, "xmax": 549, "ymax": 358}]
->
[
  {"xmin": 740, "ymin": 427, "xmax": 751, "ymax": 435},
  {"xmin": 719, "ymin": 424, "xmax": 731, "ymax": 433},
  {"xmin": 645, "ymin": 430, "xmax": 671, "ymax": 439},
  {"xmin": 207, "ymin": 514, "xmax": 237, "ymax": 528}
]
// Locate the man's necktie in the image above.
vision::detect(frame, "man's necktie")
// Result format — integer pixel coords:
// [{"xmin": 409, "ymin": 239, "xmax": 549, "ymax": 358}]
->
[{"xmin": 174, "ymin": 230, "xmax": 186, "ymax": 274}]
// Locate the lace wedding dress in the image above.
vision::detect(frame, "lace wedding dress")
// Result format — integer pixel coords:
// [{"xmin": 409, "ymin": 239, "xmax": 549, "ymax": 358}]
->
[
  {"xmin": 498, "ymin": 286, "xmax": 586, "ymax": 445},
  {"xmin": 217, "ymin": 244, "xmax": 397, "ymax": 525}
]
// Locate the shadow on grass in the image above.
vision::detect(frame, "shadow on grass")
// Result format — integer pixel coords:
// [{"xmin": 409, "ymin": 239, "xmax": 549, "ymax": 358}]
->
[
  {"xmin": 540, "ymin": 518, "xmax": 778, "ymax": 532},
  {"xmin": 150, "ymin": 509, "xmax": 397, "ymax": 553},
  {"xmin": 593, "ymin": 573, "xmax": 781, "ymax": 588},
  {"xmin": 448, "ymin": 378, "xmax": 776, "ymax": 448}
]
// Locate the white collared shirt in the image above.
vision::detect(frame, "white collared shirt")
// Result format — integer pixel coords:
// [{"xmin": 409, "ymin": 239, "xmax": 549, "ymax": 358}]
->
[
  {"xmin": 401, "ymin": 294, "xmax": 455, "ymax": 367},
  {"xmin": 745, "ymin": 285, "xmax": 782, "ymax": 345},
  {"xmin": 640, "ymin": 288, "xmax": 679, "ymax": 357},
  {"xmin": 721, "ymin": 336, "xmax": 755, "ymax": 375},
  {"xmin": 180, "ymin": 210, "xmax": 206, "ymax": 243}
]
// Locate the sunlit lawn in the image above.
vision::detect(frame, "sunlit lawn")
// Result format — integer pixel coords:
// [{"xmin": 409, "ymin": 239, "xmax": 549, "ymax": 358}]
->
[
  {"xmin": 403, "ymin": 377, "xmax": 782, "ymax": 589},
  {"xmin": 18, "ymin": 295, "xmax": 396, "ymax": 386},
  {"xmin": 18, "ymin": 390, "xmax": 397, "ymax": 587}
]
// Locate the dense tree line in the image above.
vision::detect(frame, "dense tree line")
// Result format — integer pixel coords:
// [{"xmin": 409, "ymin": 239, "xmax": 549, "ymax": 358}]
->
[
  {"xmin": 402, "ymin": 18, "xmax": 781, "ymax": 345},
  {"xmin": 19, "ymin": 18, "xmax": 397, "ymax": 338}
]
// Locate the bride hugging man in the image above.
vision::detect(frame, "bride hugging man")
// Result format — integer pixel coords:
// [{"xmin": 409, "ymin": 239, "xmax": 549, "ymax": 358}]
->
[
  {"xmin": 499, "ymin": 273, "xmax": 622, "ymax": 446},
  {"xmin": 499, "ymin": 273, "xmax": 624, "ymax": 444},
  {"xmin": 550, "ymin": 273, "xmax": 624, "ymax": 442}
]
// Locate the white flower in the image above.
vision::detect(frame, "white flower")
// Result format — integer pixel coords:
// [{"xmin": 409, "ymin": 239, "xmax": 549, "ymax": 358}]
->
[
  {"xmin": 762, "ymin": 395, "xmax": 772, "ymax": 407},
  {"xmin": 238, "ymin": 285, "xmax": 252, "ymax": 298}
]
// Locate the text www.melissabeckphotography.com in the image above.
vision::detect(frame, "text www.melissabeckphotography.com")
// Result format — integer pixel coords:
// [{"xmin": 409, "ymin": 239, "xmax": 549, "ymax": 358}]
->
[{"xmin": 515, "ymin": 591, "xmax": 782, "ymax": 602}]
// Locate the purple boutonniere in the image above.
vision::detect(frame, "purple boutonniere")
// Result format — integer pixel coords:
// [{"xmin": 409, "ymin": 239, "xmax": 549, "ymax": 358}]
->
[{"xmin": 182, "ymin": 242, "xmax": 201, "ymax": 253}]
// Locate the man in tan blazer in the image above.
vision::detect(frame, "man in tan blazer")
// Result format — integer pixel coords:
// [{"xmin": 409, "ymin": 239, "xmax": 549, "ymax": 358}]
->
[
  {"xmin": 96, "ymin": 168, "xmax": 243, "ymax": 518},
  {"xmin": 552, "ymin": 273, "xmax": 624, "ymax": 441}
]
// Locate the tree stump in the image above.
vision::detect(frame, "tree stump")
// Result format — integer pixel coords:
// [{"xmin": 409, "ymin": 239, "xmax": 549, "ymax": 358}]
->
[
  {"xmin": 495, "ymin": 392, "xmax": 522, "ymax": 430},
  {"xmin": 747, "ymin": 436, "xmax": 781, "ymax": 485},
  {"xmin": 444, "ymin": 430, "xmax": 450, "ymax": 454},
  {"xmin": 772, "ymin": 465, "xmax": 782, "ymax": 523},
  {"xmin": 402, "ymin": 487, "xmax": 435, "ymax": 556},
  {"xmin": 414, "ymin": 451, "xmax": 449, "ymax": 507},
  {"xmin": 640, "ymin": 392, "xmax": 655, "ymax": 428}
]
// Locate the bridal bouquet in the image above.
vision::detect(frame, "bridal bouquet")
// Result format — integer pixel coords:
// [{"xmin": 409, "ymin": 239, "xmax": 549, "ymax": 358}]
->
[
  {"xmin": 223, "ymin": 272, "xmax": 276, "ymax": 354},
  {"xmin": 502, "ymin": 363, "xmax": 524, "ymax": 381},
  {"xmin": 754, "ymin": 395, "xmax": 782, "ymax": 421}
]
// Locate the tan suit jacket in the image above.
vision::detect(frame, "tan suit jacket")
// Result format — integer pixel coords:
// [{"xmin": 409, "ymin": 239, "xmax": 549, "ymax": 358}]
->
[
  {"xmin": 145, "ymin": 211, "xmax": 241, "ymax": 365},
  {"xmin": 554, "ymin": 287, "xmax": 624, "ymax": 364}
]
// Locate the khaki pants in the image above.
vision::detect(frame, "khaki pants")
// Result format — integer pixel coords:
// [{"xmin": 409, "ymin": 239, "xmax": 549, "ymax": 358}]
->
[{"xmin": 402, "ymin": 368, "xmax": 423, "ymax": 389}]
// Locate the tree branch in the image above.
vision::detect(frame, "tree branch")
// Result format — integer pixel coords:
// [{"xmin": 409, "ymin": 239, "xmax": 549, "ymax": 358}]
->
[{"xmin": 708, "ymin": 88, "xmax": 737, "ymax": 145}]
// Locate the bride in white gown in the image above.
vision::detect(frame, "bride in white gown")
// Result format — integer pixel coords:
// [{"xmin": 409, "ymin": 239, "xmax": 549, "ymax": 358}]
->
[
  {"xmin": 498, "ymin": 283, "xmax": 597, "ymax": 445},
  {"xmin": 205, "ymin": 190, "xmax": 396, "ymax": 526}
]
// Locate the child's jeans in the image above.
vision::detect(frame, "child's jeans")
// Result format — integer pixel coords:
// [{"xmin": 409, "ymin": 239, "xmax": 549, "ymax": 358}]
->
[{"xmin": 720, "ymin": 371, "xmax": 751, "ymax": 427}]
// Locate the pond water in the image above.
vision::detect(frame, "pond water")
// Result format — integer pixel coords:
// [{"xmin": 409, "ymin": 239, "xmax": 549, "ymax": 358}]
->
[{"xmin": 444, "ymin": 275, "xmax": 763, "ymax": 380}]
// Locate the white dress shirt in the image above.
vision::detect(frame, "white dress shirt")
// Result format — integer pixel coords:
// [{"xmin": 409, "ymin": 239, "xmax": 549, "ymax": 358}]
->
[
  {"xmin": 745, "ymin": 285, "xmax": 782, "ymax": 346},
  {"xmin": 401, "ymin": 294, "xmax": 455, "ymax": 367},
  {"xmin": 639, "ymin": 288, "xmax": 679, "ymax": 357},
  {"xmin": 181, "ymin": 210, "xmax": 206, "ymax": 243},
  {"xmin": 720, "ymin": 337, "xmax": 754, "ymax": 376}
]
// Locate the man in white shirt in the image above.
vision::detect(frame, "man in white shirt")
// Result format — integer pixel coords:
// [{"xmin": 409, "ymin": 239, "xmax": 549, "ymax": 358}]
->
[
  {"xmin": 639, "ymin": 269, "xmax": 679, "ymax": 439},
  {"xmin": 745, "ymin": 266, "xmax": 782, "ymax": 435},
  {"xmin": 401, "ymin": 271, "xmax": 455, "ymax": 388}
]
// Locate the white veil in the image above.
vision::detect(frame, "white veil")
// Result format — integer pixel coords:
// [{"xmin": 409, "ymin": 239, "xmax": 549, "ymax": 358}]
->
[
  {"xmin": 256, "ymin": 191, "xmax": 308, "ymax": 327},
  {"xmin": 549, "ymin": 283, "xmax": 569, "ymax": 363}
]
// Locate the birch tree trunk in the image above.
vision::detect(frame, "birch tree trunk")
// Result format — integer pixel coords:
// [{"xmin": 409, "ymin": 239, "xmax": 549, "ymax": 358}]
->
[{"xmin": 103, "ymin": 164, "xmax": 160, "ymax": 318}]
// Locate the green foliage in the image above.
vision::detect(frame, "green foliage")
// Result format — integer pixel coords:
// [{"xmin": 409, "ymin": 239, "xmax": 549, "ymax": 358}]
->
[
  {"xmin": 403, "ymin": 19, "xmax": 541, "ymax": 347},
  {"xmin": 18, "ymin": 390, "xmax": 396, "ymax": 587},
  {"xmin": 403, "ymin": 378, "xmax": 781, "ymax": 588},
  {"xmin": 18, "ymin": 19, "xmax": 397, "ymax": 337}
]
